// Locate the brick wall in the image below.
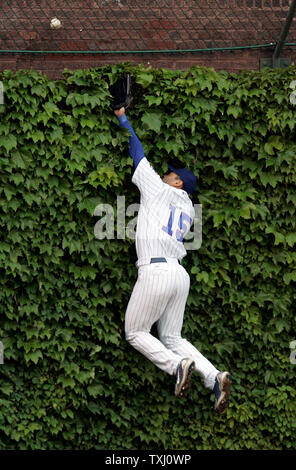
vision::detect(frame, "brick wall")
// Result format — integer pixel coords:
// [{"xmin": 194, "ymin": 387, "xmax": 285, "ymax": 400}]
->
[{"xmin": 0, "ymin": 0, "xmax": 295, "ymax": 78}]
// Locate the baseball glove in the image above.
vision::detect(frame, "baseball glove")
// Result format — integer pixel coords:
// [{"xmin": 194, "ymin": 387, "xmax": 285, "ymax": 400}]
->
[{"xmin": 109, "ymin": 74, "xmax": 133, "ymax": 111}]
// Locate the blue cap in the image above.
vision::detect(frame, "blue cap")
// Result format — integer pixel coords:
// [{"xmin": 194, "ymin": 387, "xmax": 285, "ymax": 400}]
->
[{"xmin": 168, "ymin": 163, "xmax": 197, "ymax": 195}]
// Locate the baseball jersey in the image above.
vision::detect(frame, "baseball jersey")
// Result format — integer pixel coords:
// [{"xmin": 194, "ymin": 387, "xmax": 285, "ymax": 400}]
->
[
  {"xmin": 117, "ymin": 114, "xmax": 195, "ymax": 267},
  {"xmin": 132, "ymin": 157, "xmax": 195, "ymax": 267}
]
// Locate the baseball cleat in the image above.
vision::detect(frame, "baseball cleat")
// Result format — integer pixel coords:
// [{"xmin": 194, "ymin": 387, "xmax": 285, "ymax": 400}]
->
[
  {"xmin": 213, "ymin": 371, "xmax": 232, "ymax": 414},
  {"xmin": 175, "ymin": 358, "xmax": 195, "ymax": 397}
]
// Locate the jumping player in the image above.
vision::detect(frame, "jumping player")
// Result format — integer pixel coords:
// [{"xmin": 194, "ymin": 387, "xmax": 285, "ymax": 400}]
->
[{"xmin": 114, "ymin": 107, "xmax": 232, "ymax": 414}]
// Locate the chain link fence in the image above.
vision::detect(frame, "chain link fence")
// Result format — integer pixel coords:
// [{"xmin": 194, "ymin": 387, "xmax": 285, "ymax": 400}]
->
[{"xmin": 0, "ymin": 0, "xmax": 295, "ymax": 55}]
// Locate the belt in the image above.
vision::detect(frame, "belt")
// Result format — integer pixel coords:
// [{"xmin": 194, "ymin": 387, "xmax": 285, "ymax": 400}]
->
[{"xmin": 150, "ymin": 257, "xmax": 181, "ymax": 265}]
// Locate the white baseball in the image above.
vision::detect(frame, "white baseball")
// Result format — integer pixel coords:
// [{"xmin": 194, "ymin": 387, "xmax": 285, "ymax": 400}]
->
[{"xmin": 50, "ymin": 18, "xmax": 62, "ymax": 29}]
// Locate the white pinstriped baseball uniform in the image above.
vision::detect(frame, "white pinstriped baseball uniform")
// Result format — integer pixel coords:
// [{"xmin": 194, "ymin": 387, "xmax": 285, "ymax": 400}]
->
[{"xmin": 118, "ymin": 114, "xmax": 219, "ymax": 390}]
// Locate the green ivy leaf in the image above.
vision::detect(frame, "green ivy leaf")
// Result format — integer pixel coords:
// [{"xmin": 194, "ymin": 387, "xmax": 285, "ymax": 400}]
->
[
  {"xmin": 135, "ymin": 71, "xmax": 154, "ymax": 88},
  {"xmin": 286, "ymin": 233, "xmax": 296, "ymax": 247},
  {"xmin": 1, "ymin": 135, "xmax": 17, "ymax": 152},
  {"xmin": 87, "ymin": 384, "xmax": 103, "ymax": 397},
  {"xmin": 141, "ymin": 112, "xmax": 162, "ymax": 133},
  {"xmin": 24, "ymin": 350, "xmax": 43, "ymax": 364},
  {"xmin": 43, "ymin": 102, "xmax": 60, "ymax": 117}
]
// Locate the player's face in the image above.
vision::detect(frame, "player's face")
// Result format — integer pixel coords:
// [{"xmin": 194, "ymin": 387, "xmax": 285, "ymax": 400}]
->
[{"xmin": 162, "ymin": 172, "xmax": 183, "ymax": 190}]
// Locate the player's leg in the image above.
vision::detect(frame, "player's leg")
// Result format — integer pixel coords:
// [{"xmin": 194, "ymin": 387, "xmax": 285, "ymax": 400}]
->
[
  {"xmin": 157, "ymin": 265, "xmax": 220, "ymax": 390},
  {"xmin": 125, "ymin": 264, "xmax": 184, "ymax": 375}
]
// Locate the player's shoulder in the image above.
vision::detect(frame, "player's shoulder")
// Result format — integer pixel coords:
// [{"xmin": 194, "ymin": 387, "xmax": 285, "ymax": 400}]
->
[
  {"xmin": 133, "ymin": 156, "xmax": 153, "ymax": 174},
  {"xmin": 179, "ymin": 189, "xmax": 195, "ymax": 216},
  {"xmin": 172, "ymin": 187, "xmax": 193, "ymax": 203},
  {"xmin": 132, "ymin": 157, "xmax": 164, "ymax": 183}
]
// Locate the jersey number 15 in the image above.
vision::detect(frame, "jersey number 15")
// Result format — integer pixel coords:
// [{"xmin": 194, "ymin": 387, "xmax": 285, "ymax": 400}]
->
[{"xmin": 162, "ymin": 204, "xmax": 192, "ymax": 242}]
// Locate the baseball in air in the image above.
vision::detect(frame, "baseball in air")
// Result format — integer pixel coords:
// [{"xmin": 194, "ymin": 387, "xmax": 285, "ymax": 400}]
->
[{"xmin": 50, "ymin": 18, "xmax": 62, "ymax": 29}]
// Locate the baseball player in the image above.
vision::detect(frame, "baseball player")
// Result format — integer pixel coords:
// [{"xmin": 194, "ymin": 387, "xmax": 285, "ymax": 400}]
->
[{"xmin": 114, "ymin": 106, "xmax": 232, "ymax": 413}]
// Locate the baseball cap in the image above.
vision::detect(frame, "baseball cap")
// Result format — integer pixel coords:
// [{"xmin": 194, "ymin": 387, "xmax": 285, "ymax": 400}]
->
[{"xmin": 168, "ymin": 163, "xmax": 197, "ymax": 195}]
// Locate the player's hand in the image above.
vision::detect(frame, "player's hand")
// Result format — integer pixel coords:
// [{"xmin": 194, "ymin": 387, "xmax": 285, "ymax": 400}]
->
[{"xmin": 114, "ymin": 107, "xmax": 125, "ymax": 117}]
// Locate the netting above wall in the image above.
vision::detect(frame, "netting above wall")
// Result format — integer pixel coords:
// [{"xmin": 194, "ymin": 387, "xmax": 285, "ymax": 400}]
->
[{"xmin": 0, "ymin": 0, "xmax": 296, "ymax": 54}]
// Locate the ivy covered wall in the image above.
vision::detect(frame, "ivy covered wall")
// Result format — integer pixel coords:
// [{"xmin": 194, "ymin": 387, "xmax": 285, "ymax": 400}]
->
[{"xmin": 0, "ymin": 64, "xmax": 295, "ymax": 449}]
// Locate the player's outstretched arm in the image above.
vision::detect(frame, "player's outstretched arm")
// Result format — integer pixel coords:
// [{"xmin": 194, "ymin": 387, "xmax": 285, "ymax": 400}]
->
[
  {"xmin": 114, "ymin": 107, "xmax": 145, "ymax": 168},
  {"xmin": 114, "ymin": 107, "xmax": 165, "ymax": 200}
]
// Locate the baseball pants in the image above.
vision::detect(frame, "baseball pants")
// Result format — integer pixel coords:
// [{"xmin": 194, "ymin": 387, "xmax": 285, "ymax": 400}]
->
[{"xmin": 125, "ymin": 259, "xmax": 219, "ymax": 390}]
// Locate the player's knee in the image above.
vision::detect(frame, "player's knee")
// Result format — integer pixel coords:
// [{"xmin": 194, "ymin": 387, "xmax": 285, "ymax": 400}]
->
[
  {"xmin": 125, "ymin": 329, "xmax": 132, "ymax": 341},
  {"xmin": 125, "ymin": 329, "xmax": 137, "ymax": 345},
  {"xmin": 125, "ymin": 329, "xmax": 147, "ymax": 348},
  {"xmin": 159, "ymin": 334, "xmax": 182, "ymax": 349}
]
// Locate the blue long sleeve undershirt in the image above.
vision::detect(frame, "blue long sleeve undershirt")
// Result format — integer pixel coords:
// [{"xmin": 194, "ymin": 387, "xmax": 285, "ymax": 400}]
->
[{"xmin": 117, "ymin": 114, "xmax": 145, "ymax": 169}]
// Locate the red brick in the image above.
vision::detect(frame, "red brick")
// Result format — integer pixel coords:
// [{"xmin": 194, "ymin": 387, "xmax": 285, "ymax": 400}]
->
[{"xmin": 0, "ymin": 1, "xmax": 294, "ymax": 77}]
